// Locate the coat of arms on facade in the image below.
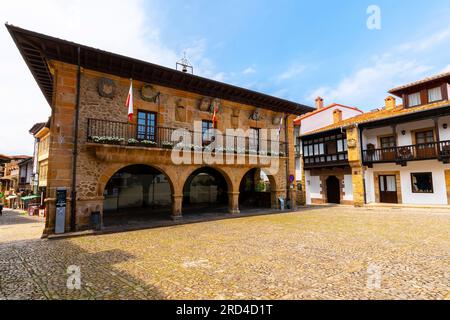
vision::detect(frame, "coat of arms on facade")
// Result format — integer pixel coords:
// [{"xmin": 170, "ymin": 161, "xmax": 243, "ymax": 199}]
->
[
  {"xmin": 141, "ymin": 84, "xmax": 159, "ymax": 103},
  {"xmin": 272, "ymin": 114, "xmax": 283, "ymax": 125},
  {"xmin": 198, "ymin": 97, "xmax": 221, "ymax": 114},
  {"xmin": 249, "ymin": 108, "xmax": 263, "ymax": 121},
  {"xmin": 97, "ymin": 78, "xmax": 116, "ymax": 99}
]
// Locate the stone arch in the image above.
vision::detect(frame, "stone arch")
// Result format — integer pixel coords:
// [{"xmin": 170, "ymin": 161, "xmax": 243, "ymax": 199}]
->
[
  {"xmin": 98, "ymin": 163, "xmax": 176, "ymax": 198},
  {"xmin": 238, "ymin": 167, "xmax": 279, "ymax": 209},
  {"xmin": 183, "ymin": 165, "xmax": 234, "ymax": 194},
  {"xmin": 100, "ymin": 164, "xmax": 176, "ymax": 225},
  {"xmin": 181, "ymin": 166, "xmax": 232, "ymax": 214}
]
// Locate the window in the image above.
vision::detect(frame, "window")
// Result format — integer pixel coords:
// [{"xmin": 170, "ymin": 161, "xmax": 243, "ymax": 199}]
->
[
  {"xmin": 408, "ymin": 92, "xmax": 421, "ymax": 107},
  {"xmin": 428, "ymin": 87, "xmax": 442, "ymax": 103},
  {"xmin": 411, "ymin": 172, "xmax": 433, "ymax": 193},
  {"xmin": 415, "ymin": 130, "xmax": 434, "ymax": 144},
  {"xmin": 249, "ymin": 128, "xmax": 260, "ymax": 152},
  {"xmin": 137, "ymin": 111, "xmax": 157, "ymax": 141},
  {"xmin": 380, "ymin": 136, "xmax": 396, "ymax": 148},
  {"xmin": 294, "ymin": 126, "xmax": 301, "ymax": 139},
  {"xmin": 202, "ymin": 120, "xmax": 214, "ymax": 144}
]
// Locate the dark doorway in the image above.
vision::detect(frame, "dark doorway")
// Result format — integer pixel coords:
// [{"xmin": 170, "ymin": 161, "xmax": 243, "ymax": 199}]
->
[
  {"xmin": 239, "ymin": 168, "xmax": 272, "ymax": 209},
  {"xmin": 103, "ymin": 165, "xmax": 172, "ymax": 226},
  {"xmin": 379, "ymin": 175, "xmax": 398, "ymax": 204},
  {"xmin": 183, "ymin": 167, "xmax": 229, "ymax": 214},
  {"xmin": 326, "ymin": 176, "xmax": 341, "ymax": 204}
]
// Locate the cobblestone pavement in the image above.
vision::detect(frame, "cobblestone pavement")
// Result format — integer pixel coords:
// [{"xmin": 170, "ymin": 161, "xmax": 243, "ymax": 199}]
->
[{"xmin": 0, "ymin": 206, "xmax": 449, "ymax": 300}]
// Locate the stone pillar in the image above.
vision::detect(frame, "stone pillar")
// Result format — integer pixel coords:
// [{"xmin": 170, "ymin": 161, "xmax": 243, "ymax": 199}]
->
[
  {"xmin": 171, "ymin": 194, "xmax": 183, "ymax": 220},
  {"xmin": 350, "ymin": 164, "xmax": 365, "ymax": 207},
  {"xmin": 228, "ymin": 192, "xmax": 240, "ymax": 214},
  {"xmin": 346, "ymin": 125, "xmax": 365, "ymax": 207}
]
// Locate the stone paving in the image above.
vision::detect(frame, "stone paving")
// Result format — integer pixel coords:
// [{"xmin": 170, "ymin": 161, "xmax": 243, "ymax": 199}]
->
[{"xmin": 0, "ymin": 206, "xmax": 449, "ymax": 300}]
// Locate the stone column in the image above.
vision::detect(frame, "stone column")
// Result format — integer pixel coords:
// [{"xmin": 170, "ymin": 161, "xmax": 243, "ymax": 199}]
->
[
  {"xmin": 228, "ymin": 192, "xmax": 240, "ymax": 214},
  {"xmin": 346, "ymin": 125, "xmax": 365, "ymax": 207},
  {"xmin": 171, "ymin": 194, "xmax": 183, "ymax": 220}
]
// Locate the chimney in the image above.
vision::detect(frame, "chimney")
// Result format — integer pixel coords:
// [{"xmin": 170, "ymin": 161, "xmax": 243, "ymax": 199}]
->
[
  {"xmin": 333, "ymin": 109, "xmax": 342, "ymax": 124},
  {"xmin": 385, "ymin": 96, "xmax": 396, "ymax": 111},
  {"xmin": 315, "ymin": 96, "xmax": 324, "ymax": 110}
]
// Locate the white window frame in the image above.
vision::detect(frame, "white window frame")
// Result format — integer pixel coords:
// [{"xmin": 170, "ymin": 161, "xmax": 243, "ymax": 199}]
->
[
  {"xmin": 428, "ymin": 87, "xmax": 442, "ymax": 103},
  {"xmin": 408, "ymin": 92, "xmax": 421, "ymax": 107}
]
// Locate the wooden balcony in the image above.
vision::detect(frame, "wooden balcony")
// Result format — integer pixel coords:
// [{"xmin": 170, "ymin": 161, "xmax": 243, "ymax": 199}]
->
[
  {"xmin": 304, "ymin": 151, "xmax": 349, "ymax": 169},
  {"xmin": 86, "ymin": 118, "xmax": 288, "ymax": 157},
  {"xmin": 363, "ymin": 140, "xmax": 450, "ymax": 166}
]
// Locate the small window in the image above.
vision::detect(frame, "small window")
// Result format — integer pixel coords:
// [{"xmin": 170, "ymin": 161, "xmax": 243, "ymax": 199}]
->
[
  {"xmin": 408, "ymin": 92, "xmax": 421, "ymax": 107},
  {"xmin": 411, "ymin": 172, "xmax": 433, "ymax": 193},
  {"xmin": 415, "ymin": 130, "xmax": 434, "ymax": 144},
  {"xmin": 380, "ymin": 136, "xmax": 396, "ymax": 148},
  {"xmin": 428, "ymin": 87, "xmax": 442, "ymax": 103}
]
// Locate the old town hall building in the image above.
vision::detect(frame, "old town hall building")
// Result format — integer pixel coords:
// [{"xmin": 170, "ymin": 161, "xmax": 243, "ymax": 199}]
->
[{"xmin": 7, "ymin": 25, "xmax": 312, "ymax": 235}]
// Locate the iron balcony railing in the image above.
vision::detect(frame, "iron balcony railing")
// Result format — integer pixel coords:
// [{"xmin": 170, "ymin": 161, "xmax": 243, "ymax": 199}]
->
[
  {"xmin": 303, "ymin": 151, "xmax": 349, "ymax": 168},
  {"xmin": 87, "ymin": 118, "xmax": 288, "ymax": 157},
  {"xmin": 362, "ymin": 140, "xmax": 450, "ymax": 164}
]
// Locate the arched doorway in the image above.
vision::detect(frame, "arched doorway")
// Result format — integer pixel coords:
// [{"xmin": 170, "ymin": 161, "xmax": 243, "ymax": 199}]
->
[
  {"xmin": 326, "ymin": 176, "xmax": 341, "ymax": 204},
  {"xmin": 239, "ymin": 168, "xmax": 273, "ymax": 209},
  {"xmin": 103, "ymin": 165, "xmax": 172, "ymax": 226},
  {"xmin": 183, "ymin": 167, "xmax": 229, "ymax": 214}
]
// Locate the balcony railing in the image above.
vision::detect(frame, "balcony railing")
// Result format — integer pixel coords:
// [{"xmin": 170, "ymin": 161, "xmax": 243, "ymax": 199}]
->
[
  {"xmin": 363, "ymin": 140, "xmax": 450, "ymax": 164},
  {"xmin": 87, "ymin": 118, "xmax": 288, "ymax": 157},
  {"xmin": 304, "ymin": 151, "xmax": 349, "ymax": 168}
]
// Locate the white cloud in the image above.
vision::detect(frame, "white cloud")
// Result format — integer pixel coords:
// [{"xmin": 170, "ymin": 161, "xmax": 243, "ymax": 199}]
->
[
  {"xmin": 441, "ymin": 64, "xmax": 450, "ymax": 73},
  {"xmin": 277, "ymin": 63, "xmax": 306, "ymax": 82},
  {"xmin": 307, "ymin": 56, "xmax": 432, "ymax": 109},
  {"xmin": 0, "ymin": 0, "xmax": 219, "ymax": 155},
  {"xmin": 306, "ymin": 24, "xmax": 450, "ymax": 109},
  {"xmin": 242, "ymin": 67, "xmax": 256, "ymax": 75},
  {"xmin": 397, "ymin": 26, "xmax": 450, "ymax": 53}
]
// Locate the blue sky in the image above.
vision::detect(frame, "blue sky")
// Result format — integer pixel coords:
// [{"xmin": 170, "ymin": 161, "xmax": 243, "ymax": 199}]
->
[
  {"xmin": 142, "ymin": 0, "xmax": 450, "ymax": 109},
  {"xmin": 1, "ymin": 0, "xmax": 450, "ymax": 155}
]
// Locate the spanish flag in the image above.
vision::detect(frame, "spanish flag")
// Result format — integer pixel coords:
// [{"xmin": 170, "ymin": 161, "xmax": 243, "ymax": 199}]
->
[{"xmin": 126, "ymin": 80, "xmax": 134, "ymax": 122}]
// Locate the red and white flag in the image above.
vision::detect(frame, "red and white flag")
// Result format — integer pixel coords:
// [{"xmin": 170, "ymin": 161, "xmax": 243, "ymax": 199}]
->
[{"xmin": 126, "ymin": 80, "xmax": 134, "ymax": 122}]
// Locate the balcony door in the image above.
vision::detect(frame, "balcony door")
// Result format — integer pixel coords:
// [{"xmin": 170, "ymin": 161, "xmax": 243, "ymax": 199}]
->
[
  {"xmin": 415, "ymin": 130, "xmax": 436, "ymax": 159},
  {"xmin": 380, "ymin": 136, "xmax": 396, "ymax": 161},
  {"xmin": 137, "ymin": 110, "xmax": 157, "ymax": 142},
  {"xmin": 379, "ymin": 175, "xmax": 398, "ymax": 204},
  {"xmin": 249, "ymin": 128, "xmax": 260, "ymax": 153}
]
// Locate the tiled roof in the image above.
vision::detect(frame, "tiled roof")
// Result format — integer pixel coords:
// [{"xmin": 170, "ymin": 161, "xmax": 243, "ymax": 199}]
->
[
  {"xmin": 302, "ymin": 100, "xmax": 450, "ymax": 137},
  {"xmin": 389, "ymin": 71, "xmax": 450, "ymax": 96},
  {"xmin": 29, "ymin": 122, "xmax": 47, "ymax": 135},
  {"xmin": 294, "ymin": 103, "xmax": 363, "ymax": 125}
]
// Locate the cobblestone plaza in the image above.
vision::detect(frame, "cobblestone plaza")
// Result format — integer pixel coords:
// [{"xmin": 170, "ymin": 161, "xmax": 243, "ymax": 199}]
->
[{"xmin": 0, "ymin": 207, "xmax": 448, "ymax": 300}]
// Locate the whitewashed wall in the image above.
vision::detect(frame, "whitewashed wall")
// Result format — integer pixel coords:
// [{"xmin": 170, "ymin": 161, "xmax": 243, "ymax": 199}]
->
[
  {"xmin": 305, "ymin": 171, "xmax": 322, "ymax": 205},
  {"xmin": 300, "ymin": 106, "xmax": 362, "ymax": 135},
  {"xmin": 343, "ymin": 174, "xmax": 354, "ymax": 201},
  {"xmin": 365, "ymin": 160, "xmax": 450, "ymax": 205}
]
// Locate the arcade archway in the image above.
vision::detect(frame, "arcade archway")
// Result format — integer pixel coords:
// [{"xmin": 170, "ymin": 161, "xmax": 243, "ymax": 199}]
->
[
  {"xmin": 239, "ymin": 168, "xmax": 274, "ymax": 209},
  {"xmin": 103, "ymin": 165, "xmax": 173, "ymax": 225},
  {"xmin": 182, "ymin": 167, "xmax": 229, "ymax": 214}
]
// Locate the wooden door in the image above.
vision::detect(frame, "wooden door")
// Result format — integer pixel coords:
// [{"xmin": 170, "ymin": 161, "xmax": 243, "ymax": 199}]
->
[
  {"xmin": 415, "ymin": 130, "xmax": 436, "ymax": 159},
  {"xmin": 326, "ymin": 176, "xmax": 341, "ymax": 204},
  {"xmin": 379, "ymin": 175, "xmax": 398, "ymax": 204}
]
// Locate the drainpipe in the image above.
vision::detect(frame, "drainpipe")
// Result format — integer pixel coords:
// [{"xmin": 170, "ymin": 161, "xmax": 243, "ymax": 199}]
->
[
  {"xmin": 358, "ymin": 125, "xmax": 367, "ymax": 205},
  {"xmin": 71, "ymin": 47, "xmax": 81, "ymax": 232},
  {"xmin": 284, "ymin": 114, "xmax": 290, "ymax": 206}
]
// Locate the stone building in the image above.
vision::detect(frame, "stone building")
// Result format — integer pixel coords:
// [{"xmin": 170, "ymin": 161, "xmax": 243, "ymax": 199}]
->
[
  {"xmin": 8, "ymin": 25, "xmax": 312, "ymax": 234},
  {"xmin": 299, "ymin": 72, "xmax": 450, "ymax": 206},
  {"xmin": 29, "ymin": 120, "xmax": 51, "ymax": 206}
]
